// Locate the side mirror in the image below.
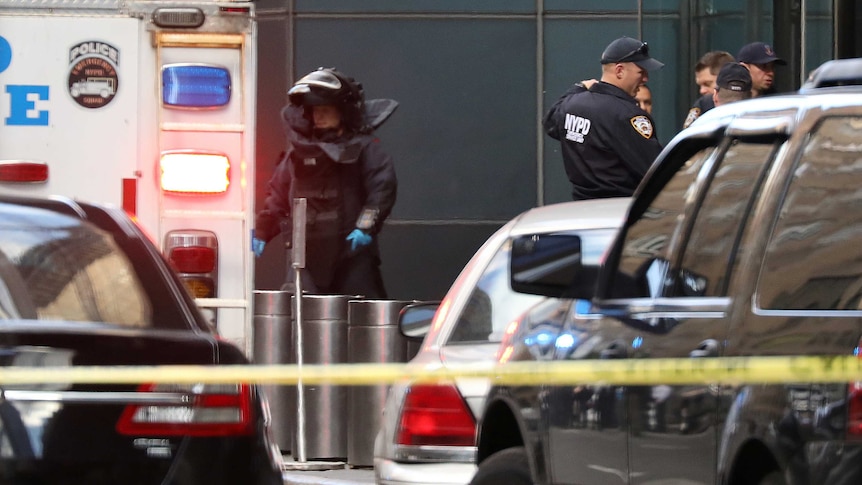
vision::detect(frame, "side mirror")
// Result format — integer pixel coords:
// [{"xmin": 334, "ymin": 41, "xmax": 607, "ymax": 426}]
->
[
  {"xmin": 398, "ymin": 302, "xmax": 439, "ymax": 340},
  {"xmin": 510, "ymin": 234, "xmax": 590, "ymax": 298}
]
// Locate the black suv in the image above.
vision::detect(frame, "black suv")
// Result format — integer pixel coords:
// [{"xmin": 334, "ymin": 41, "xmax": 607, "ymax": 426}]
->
[{"xmin": 472, "ymin": 58, "xmax": 862, "ymax": 485}]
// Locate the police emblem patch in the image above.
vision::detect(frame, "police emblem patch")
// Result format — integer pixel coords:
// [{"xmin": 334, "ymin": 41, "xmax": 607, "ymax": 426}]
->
[
  {"xmin": 630, "ymin": 115, "xmax": 653, "ymax": 139},
  {"xmin": 683, "ymin": 107, "xmax": 701, "ymax": 129}
]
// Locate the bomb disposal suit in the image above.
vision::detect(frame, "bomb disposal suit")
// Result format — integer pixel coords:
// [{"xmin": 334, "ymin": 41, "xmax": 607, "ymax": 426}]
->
[{"xmin": 255, "ymin": 68, "xmax": 397, "ymax": 298}]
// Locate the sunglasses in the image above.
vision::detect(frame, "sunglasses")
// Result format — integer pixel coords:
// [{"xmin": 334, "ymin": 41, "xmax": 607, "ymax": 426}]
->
[{"xmin": 619, "ymin": 41, "xmax": 649, "ymax": 61}]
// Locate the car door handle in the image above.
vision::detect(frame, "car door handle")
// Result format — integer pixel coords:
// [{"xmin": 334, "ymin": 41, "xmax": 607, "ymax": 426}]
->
[
  {"xmin": 600, "ymin": 340, "xmax": 627, "ymax": 359},
  {"xmin": 690, "ymin": 339, "xmax": 719, "ymax": 358}
]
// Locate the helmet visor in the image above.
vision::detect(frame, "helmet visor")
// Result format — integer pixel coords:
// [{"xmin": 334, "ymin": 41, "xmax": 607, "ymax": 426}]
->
[{"xmin": 290, "ymin": 70, "xmax": 342, "ymax": 93}]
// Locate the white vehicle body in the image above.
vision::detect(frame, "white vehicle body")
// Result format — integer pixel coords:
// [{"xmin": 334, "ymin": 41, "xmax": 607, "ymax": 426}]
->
[
  {"xmin": 0, "ymin": 0, "xmax": 257, "ymax": 353},
  {"xmin": 374, "ymin": 197, "xmax": 629, "ymax": 485}
]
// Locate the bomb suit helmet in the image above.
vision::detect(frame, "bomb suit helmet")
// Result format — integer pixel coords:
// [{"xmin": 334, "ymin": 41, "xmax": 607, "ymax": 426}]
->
[{"xmin": 288, "ymin": 67, "xmax": 367, "ymax": 132}]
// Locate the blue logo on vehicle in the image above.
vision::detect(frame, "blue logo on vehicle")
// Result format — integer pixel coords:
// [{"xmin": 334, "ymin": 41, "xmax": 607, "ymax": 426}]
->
[{"xmin": 0, "ymin": 36, "xmax": 11, "ymax": 73}]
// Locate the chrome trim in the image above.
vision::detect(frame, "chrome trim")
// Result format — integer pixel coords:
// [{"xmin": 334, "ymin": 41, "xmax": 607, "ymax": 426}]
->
[
  {"xmin": 392, "ymin": 444, "xmax": 476, "ymax": 463},
  {"xmin": 3, "ymin": 390, "xmax": 190, "ymax": 405},
  {"xmin": 599, "ymin": 297, "xmax": 730, "ymax": 319}
]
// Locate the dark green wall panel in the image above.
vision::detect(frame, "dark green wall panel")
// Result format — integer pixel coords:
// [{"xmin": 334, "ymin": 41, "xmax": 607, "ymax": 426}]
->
[{"xmin": 293, "ymin": 18, "xmax": 538, "ymax": 220}]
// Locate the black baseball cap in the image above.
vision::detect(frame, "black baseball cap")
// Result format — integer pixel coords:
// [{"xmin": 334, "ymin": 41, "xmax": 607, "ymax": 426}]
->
[
  {"xmin": 716, "ymin": 62, "xmax": 752, "ymax": 92},
  {"xmin": 736, "ymin": 42, "xmax": 787, "ymax": 65},
  {"xmin": 600, "ymin": 37, "xmax": 665, "ymax": 71}
]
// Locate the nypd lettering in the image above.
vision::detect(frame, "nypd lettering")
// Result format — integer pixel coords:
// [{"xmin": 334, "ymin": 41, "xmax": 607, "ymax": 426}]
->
[
  {"xmin": 630, "ymin": 115, "xmax": 654, "ymax": 139},
  {"xmin": 564, "ymin": 113, "xmax": 591, "ymax": 143},
  {"xmin": 68, "ymin": 40, "xmax": 120, "ymax": 109}
]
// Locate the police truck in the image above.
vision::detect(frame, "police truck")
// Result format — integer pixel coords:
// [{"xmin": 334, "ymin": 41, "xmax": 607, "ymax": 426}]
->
[{"xmin": 0, "ymin": 0, "xmax": 258, "ymax": 353}]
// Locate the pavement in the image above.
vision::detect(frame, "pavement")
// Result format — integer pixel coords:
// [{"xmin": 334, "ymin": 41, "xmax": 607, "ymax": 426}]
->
[{"xmin": 281, "ymin": 456, "xmax": 375, "ymax": 485}]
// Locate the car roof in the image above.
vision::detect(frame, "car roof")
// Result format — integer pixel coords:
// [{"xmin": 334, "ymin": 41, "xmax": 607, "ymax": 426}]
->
[{"xmin": 508, "ymin": 197, "xmax": 630, "ymax": 236}]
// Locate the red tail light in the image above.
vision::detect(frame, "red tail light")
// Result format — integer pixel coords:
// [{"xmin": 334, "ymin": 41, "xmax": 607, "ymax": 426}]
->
[
  {"xmin": 848, "ymin": 382, "xmax": 862, "ymax": 437},
  {"xmin": 169, "ymin": 246, "xmax": 216, "ymax": 273},
  {"xmin": 116, "ymin": 383, "xmax": 255, "ymax": 437},
  {"xmin": 849, "ymin": 344, "xmax": 862, "ymax": 438},
  {"xmin": 165, "ymin": 230, "xmax": 218, "ymax": 298},
  {"xmin": 0, "ymin": 161, "xmax": 49, "ymax": 183},
  {"xmin": 396, "ymin": 383, "xmax": 476, "ymax": 446}
]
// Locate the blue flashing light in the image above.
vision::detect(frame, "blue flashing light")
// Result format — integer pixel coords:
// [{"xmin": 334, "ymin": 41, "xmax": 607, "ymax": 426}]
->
[
  {"xmin": 162, "ymin": 64, "xmax": 231, "ymax": 108},
  {"xmin": 632, "ymin": 336, "xmax": 643, "ymax": 349}
]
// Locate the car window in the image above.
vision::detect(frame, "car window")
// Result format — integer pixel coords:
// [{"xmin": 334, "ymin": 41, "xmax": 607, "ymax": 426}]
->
[
  {"xmin": 610, "ymin": 146, "xmax": 716, "ymax": 298},
  {"xmin": 0, "ymin": 215, "xmax": 153, "ymax": 326},
  {"xmin": 448, "ymin": 228, "xmax": 618, "ymax": 344},
  {"xmin": 448, "ymin": 239, "xmax": 544, "ymax": 344},
  {"xmin": 759, "ymin": 116, "xmax": 862, "ymax": 310},
  {"xmin": 674, "ymin": 139, "xmax": 780, "ymax": 297}
]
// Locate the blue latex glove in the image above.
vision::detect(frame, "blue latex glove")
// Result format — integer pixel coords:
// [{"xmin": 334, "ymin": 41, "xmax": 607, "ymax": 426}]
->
[
  {"xmin": 252, "ymin": 237, "xmax": 266, "ymax": 258},
  {"xmin": 346, "ymin": 228, "xmax": 372, "ymax": 251}
]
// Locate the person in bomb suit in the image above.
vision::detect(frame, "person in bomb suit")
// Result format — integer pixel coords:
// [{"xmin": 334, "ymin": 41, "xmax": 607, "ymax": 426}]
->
[{"xmin": 254, "ymin": 67, "xmax": 398, "ymax": 299}]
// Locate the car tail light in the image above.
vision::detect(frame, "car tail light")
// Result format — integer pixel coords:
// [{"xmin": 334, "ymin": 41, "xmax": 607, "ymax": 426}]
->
[
  {"xmin": 116, "ymin": 383, "xmax": 255, "ymax": 437},
  {"xmin": 396, "ymin": 383, "xmax": 476, "ymax": 446},
  {"xmin": 165, "ymin": 230, "xmax": 218, "ymax": 299},
  {"xmin": 849, "ymin": 343, "xmax": 862, "ymax": 438},
  {"xmin": 0, "ymin": 161, "xmax": 48, "ymax": 183},
  {"xmin": 160, "ymin": 150, "xmax": 230, "ymax": 194}
]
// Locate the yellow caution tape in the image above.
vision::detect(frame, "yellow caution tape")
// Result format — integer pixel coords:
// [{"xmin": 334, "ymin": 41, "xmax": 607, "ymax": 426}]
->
[{"xmin": 0, "ymin": 356, "xmax": 861, "ymax": 386}]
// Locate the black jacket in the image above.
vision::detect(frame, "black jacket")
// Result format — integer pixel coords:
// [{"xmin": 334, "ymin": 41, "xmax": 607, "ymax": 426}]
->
[
  {"xmin": 544, "ymin": 81, "xmax": 663, "ymax": 200},
  {"xmin": 682, "ymin": 93, "xmax": 715, "ymax": 129},
  {"xmin": 256, "ymin": 99, "xmax": 398, "ymax": 244}
]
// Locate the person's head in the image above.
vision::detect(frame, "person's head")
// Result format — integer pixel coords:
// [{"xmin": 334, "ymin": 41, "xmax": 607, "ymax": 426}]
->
[
  {"xmin": 712, "ymin": 62, "xmax": 753, "ymax": 107},
  {"xmin": 288, "ymin": 67, "xmax": 365, "ymax": 134},
  {"xmin": 694, "ymin": 51, "xmax": 735, "ymax": 95},
  {"xmin": 736, "ymin": 42, "xmax": 786, "ymax": 96},
  {"xmin": 635, "ymin": 84, "xmax": 652, "ymax": 114},
  {"xmin": 600, "ymin": 37, "xmax": 664, "ymax": 97}
]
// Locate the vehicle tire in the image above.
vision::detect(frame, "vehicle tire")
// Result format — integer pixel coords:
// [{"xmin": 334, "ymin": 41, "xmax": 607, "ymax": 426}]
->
[
  {"xmin": 470, "ymin": 446, "xmax": 532, "ymax": 485},
  {"xmin": 758, "ymin": 471, "xmax": 786, "ymax": 485}
]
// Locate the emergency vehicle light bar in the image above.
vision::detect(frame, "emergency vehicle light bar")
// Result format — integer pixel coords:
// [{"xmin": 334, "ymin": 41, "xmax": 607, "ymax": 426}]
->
[
  {"xmin": 160, "ymin": 151, "xmax": 229, "ymax": 194},
  {"xmin": 162, "ymin": 64, "xmax": 231, "ymax": 108}
]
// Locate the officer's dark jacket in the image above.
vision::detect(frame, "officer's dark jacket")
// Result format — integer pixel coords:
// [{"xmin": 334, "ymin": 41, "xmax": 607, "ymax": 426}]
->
[
  {"xmin": 256, "ymin": 99, "xmax": 398, "ymax": 244},
  {"xmin": 544, "ymin": 81, "xmax": 663, "ymax": 201},
  {"xmin": 682, "ymin": 93, "xmax": 715, "ymax": 129}
]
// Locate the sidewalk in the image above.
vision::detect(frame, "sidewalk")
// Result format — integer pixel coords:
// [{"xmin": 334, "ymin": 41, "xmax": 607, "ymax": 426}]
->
[{"xmin": 281, "ymin": 456, "xmax": 375, "ymax": 485}]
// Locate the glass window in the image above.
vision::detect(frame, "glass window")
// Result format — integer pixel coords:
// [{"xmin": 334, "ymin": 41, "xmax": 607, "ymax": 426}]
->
[
  {"xmin": 759, "ymin": 116, "xmax": 862, "ymax": 310},
  {"xmin": 610, "ymin": 145, "xmax": 716, "ymax": 298},
  {"xmin": 675, "ymin": 139, "xmax": 779, "ymax": 297},
  {"xmin": 448, "ymin": 228, "xmax": 617, "ymax": 344},
  {"xmin": 0, "ymin": 215, "xmax": 152, "ymax": 326}
]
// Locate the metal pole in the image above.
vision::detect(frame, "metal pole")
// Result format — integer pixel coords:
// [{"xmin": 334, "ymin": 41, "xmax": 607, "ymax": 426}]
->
[{"xmin": 292, "ymin": 198, "xmax": 307, "ymax": 463}]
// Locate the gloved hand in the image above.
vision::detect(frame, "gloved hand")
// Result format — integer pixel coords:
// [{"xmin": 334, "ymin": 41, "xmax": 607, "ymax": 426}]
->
[
  {"xmin": 252, "ymin": 237, "xmax": 266, "ymax": 258},
  {"xmin": 346, "ymin": 228, "xmax": 372, "ymax": 252}
]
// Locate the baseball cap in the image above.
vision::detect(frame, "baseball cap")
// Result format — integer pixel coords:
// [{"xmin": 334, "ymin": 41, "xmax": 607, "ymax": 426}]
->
[
  {"xmin": 601, "ymin": 37, "xmax": 665, "ymax": 71},
  {"xmin": 716, "ymin": 62, "xmax": 752, "ymax": 92},
  {"xmin": 736, "ymin": 42, "xmax": 787, "ymax": 65}
]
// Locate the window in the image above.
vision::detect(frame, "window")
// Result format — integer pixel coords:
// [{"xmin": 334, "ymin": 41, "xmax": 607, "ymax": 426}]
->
[
  {"xmin": 0, "ymin": 216, "xmax": 152, "ymax": 326},
  {"xmin": 675, "ymin": 139, "xmax": 779, "ymax": 297},
  {"xmin": 759, "ymin": 116, "xmax": 862, "ymax": 310},
  {"xmin": 448, "ymin": 239, "xmax": 544, "ymax": 344},
  {"xmin": 608, "ymin": 144, "xmax": 716, "ymax": 298}
]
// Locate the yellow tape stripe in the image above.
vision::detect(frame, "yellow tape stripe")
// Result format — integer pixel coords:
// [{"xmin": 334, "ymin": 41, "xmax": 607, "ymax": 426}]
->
[{"xmin": 0, "ymin": 356, "xmax": 861, "ymax": 385}]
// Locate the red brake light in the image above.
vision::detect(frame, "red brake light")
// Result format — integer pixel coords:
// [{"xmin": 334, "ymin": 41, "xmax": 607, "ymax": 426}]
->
[
  {"xmin": 848, "ymin": 382, "xmax": 862, "ymax": 437},
  {"xmin": 160, "ymin": 151, "xmax": 229, "ymax": 194},
  {"xmin": 396, "ymin": 383, "xmax": 476, "ymax": 446},
  {"xmin": 0, "ymin": 161, "xmax": 49, "ymax": 183},
  {"xmin": 169, "ymin": 246, "xmax": 216, "ymax": 273},
  {"xmin": 116, "ymin": 383, "xmax": 255, "ymax": 437}
]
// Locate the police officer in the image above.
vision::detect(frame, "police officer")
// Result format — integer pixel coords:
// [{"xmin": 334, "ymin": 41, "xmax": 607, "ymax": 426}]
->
[
  {"xmin": 544, "ymin": 36, "xmax": 664, "ymax": 200},
  {"xmin": 682, "ymin": 50, "xmax": 735, "ymax": 129},
  {"xmin": 254, "ymin": 67, "xmax": 398, "ymax": 298}
]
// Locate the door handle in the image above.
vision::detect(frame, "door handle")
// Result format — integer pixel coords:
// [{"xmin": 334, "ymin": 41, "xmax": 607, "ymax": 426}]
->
[
  {"xmin": 600, "ymin": 340, "xmax": 627, "ymax": 359},
  {"xmin": 690, "ymin": 339, "xmax": 719, "ymax": 358}
]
